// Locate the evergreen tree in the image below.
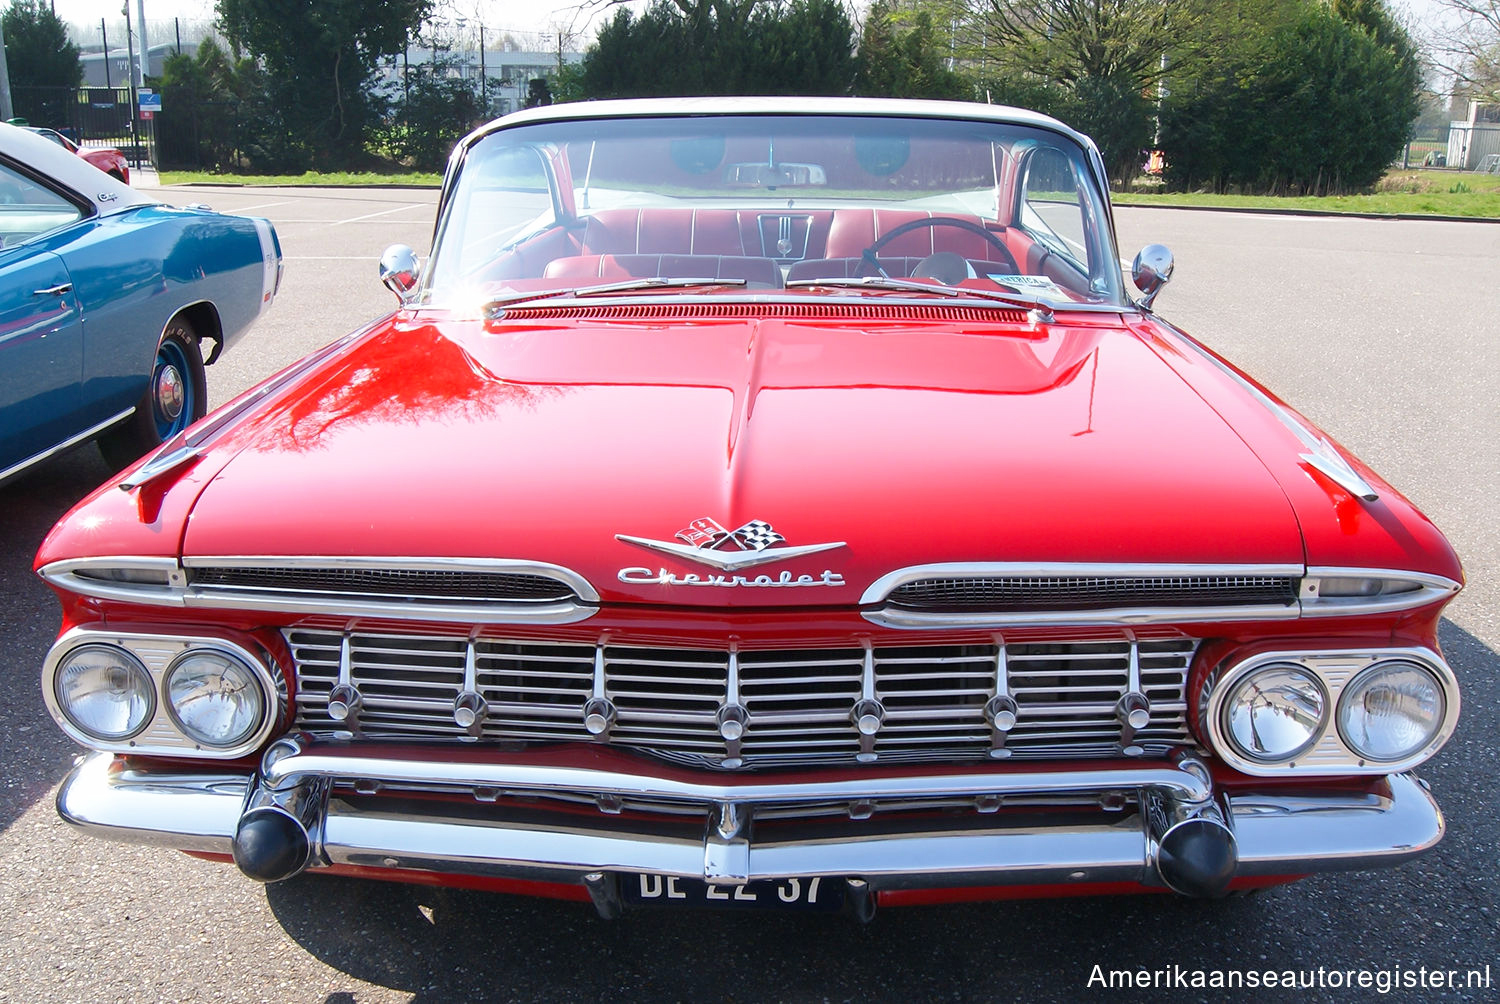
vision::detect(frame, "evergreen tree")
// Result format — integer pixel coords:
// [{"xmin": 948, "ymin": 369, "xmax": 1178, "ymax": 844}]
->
[
  {"xmin": 1160, "ymin": 1, "xmax": 1421, "ymax": 193},
  {"xmin": 854, "ymin": 0, "xmax": 970, "ymax": 99},
  {"xmin": 216, "ymin": 0, "xmax": 432, "ymax": 168},
  {"xmin": 2, "ymin": 0, "xmax": 82, "ymax": 90},
  {"xmin": 3, "ymin": 0, "xmax": 83, "ymax": 126},
  {"xmin": 577, "ymin": 0, "xmax": 854, "ymax": 98}
]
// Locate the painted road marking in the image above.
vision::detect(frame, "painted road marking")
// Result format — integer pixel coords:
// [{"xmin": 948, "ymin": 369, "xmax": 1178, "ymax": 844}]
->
[{"xmin": 334, "ymin": 204, "xmax": 429, "ymax": 226}]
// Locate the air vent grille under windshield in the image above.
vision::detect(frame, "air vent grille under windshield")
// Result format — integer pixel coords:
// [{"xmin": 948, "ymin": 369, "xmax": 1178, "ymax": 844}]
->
[{"xmin": 491, "ymin": 302, "xmax": 1031, "ymax": 324}]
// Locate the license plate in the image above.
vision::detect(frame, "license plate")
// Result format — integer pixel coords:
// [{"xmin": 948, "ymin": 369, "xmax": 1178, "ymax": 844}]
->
[{"xmin": 622, "ymin": 874, "xmax": 844, "ymax": 912}]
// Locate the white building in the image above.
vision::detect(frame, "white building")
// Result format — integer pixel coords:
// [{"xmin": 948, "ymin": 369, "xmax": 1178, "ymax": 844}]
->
[
  {"xmin": 1446, "ymin": 102, "xmax": 1500, "ymax": 172},
  {"xmin": 385, "ymin": 47, "xmax": 583, "ymax": 118}
]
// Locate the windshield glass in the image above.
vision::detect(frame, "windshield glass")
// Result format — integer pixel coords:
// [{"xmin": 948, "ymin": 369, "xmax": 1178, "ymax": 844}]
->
[{"xmin": 425, "ymin": 111, "xmax": 1123, "ymax": 309}]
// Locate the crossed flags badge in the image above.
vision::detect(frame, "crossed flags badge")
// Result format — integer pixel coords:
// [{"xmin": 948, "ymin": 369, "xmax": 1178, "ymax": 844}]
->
[
  {"xmin": 618, "ymin": 517, "xmax": 843, "ymax": 572},
  {"xmin": 676, "ymin": 517, "xmax": 787, "ymax": 552}
]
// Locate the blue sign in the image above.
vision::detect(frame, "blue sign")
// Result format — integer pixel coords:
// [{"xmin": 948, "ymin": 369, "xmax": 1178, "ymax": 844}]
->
[{"xmin": 139, "ymin": 91, "xmax": 162, "ymax": 112}]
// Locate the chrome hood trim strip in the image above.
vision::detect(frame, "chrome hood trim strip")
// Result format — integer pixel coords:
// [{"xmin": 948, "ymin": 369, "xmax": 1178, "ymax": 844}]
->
[
  {"xmin": 37, "ymin": 554, "xmax": 601, "ymax": 625},
  {"xmin": 860, "ymin": 562, "xmax": 1459, "ymax": 629},
  {"xmin": 859, "ymin": 561, "xmax": 1305, "ymax": 606},
  {"xmin": 1160, "ymin": 318, "xmax": 1379, "ymax": 502}
]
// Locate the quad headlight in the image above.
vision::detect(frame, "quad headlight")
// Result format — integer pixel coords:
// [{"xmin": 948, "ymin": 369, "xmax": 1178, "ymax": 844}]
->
[
  {"xmin": 165, "ymin": 650, "xmax": 266, "ymax": 749},
  {"xmin": 1206, "ymin": 648, "xmax": 1458, "ymax": 775},
  {"xmin": 43, "ymin": 629, "xmax": 279, "ymax": 757},
  {"xmin": 1337, "ymin": 660, "xmax": 1446, "ymax": 763},
  {"xmin": 1220, "ymin": 663, "xmax": 1327, "ymax": 763},
  {"xmin": 53, "ymin": 644, "xmax": 156, "ymax": 742}
]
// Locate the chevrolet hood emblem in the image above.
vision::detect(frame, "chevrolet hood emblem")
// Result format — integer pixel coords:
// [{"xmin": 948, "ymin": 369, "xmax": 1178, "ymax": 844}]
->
[{"xmin": 617, "ymin": 518, "xmax": 845, "ymax": 572}]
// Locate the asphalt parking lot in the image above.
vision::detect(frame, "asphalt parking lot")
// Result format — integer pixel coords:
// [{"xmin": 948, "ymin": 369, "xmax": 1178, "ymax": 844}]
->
[{"xmin": 0, "ymin": 187, "xmax": 1497, "ymax": 1002}]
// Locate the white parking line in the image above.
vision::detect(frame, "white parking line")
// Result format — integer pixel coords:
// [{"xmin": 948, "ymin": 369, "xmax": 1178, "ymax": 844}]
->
[
  {"xmin": 228, "ymin": 201, "xmax": 290, "ymax": 213},
  {"xmin": 248, "ymin": 218, "xmax": 430, "ymax": 224},
  {"xmin": 334, "ymin": 204, "xmax": 428, "ymax": 226}
]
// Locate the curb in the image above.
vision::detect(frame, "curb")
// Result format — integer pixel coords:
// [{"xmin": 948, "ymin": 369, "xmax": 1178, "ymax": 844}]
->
[
  {"xmin": 169, "ymin": 181, "xmax": 440, "ymax": 191},
  {"xmin": 145, "ymin": 179, "xmax": 1499, "ymax": 223}
]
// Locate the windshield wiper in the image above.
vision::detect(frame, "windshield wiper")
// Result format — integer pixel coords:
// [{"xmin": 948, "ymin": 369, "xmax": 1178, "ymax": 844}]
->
[
  {"xmin": 487, "ymin": 276, "xmax": 748, "ymax": 313},
  {"xmin": 783, "ymin": 275, "xmax": 1057, "ymax": 317},
  {"xmin": 575, "ymin": 276, "xmax": 748, "ymax": 296}
]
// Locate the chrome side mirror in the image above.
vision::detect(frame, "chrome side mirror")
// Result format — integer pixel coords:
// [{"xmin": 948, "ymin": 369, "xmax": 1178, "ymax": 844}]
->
[
  {"xmin": 1131, "ymin": 244, "xmax": 1174, "ymax": 311},
  {"xmin": 379, "ymin": 244, "xmax": 421, "ymax": 302}
]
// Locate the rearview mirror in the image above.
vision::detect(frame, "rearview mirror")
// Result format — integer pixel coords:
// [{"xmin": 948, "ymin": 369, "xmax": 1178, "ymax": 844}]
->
[
  {"xmin": 1131, "ymin": 245, "xmax": 1174, "ymax": 311},
  {"xmin": 379, "ymin": 244, "xmax": 421, "ymax": 302}
]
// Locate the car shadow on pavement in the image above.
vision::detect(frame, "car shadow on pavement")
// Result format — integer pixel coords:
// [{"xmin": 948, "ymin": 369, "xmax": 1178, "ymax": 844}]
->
[
  {"xmin": 266, "ymin": 618, "xmax": 1500, "ymax": 1003},
  {"xmin": 0, "ymin": 446, "xmax": 116, "ymax": 835}
]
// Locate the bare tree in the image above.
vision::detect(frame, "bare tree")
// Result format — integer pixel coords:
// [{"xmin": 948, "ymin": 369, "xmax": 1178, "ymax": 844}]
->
[
  {"xmin": 1431, "ymin": 0, "xmax": 1500, "ymax": 102},
  {"xmin": 957, "ymin": 0, "xmax": 1206, "ymax": 87}
]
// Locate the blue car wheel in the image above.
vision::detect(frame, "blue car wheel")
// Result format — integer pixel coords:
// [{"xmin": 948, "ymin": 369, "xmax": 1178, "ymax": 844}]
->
[
  {"xmin": 150, "ymin": 336, "xmax": 196, "ymax": 441},
  {"xmin": 99, "ymin": 321, "xmax": 208, "ymax": 471}
]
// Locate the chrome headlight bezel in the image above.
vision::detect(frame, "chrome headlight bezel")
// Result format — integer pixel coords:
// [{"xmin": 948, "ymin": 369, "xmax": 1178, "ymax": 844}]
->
[
  {"xmin": 163, "ymin": 648, "xmax": 268, "ymax": 750},
  {"xmin": 1218, "ymin": 662, "xmax": 1329, "ymax": 765},
  {"xmin": 1203, "ymin": 647, "xmax": 1459, "ymax": 776},
  {"xmin": 41, "ymin": 627, "xmax": 282, "ymax": 759},
  {"xmin": 51, "ymin": 643, "xmax": 157, "ymax": 742},
  {"xmin": 1336, "ymin": 660, "xmax": 1449, "ymax": 764}
]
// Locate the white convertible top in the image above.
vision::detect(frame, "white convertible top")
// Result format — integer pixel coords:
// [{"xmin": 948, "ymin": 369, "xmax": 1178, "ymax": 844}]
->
[
  {"xmin": 0, "ymin": 122, "xmax": 155, "ymax": 215},
  {"xmin": 464, "ymin": 96, "xmax": 1097, "ymax": 156},
  {"xmin": 453, "ymin": 96, "xmax": 1111, "ymax": 203}
]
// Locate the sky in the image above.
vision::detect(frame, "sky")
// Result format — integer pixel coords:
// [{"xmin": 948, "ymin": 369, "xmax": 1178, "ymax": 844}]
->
[
  {"xmin": 52, "ymin": 0, "xmax": 603, "ymax": 45},
  {"xmin": 49, "ymin": 0, "xmax": 1467, "ymax": 53}
]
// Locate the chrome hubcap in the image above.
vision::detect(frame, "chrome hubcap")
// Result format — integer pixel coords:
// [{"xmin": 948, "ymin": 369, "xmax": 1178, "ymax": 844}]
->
[{"xmin": 155, "ymin": 364, "xmax": 185, "ymax": 421}]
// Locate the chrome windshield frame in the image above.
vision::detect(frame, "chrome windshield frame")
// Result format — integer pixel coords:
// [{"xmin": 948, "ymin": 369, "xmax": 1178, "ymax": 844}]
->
[{"xmin": 427, "ymin": 98, "xmax": 1127, "ymax": 309}]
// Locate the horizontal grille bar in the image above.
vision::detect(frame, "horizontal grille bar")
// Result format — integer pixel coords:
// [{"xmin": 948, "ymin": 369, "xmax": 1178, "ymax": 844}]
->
[
  {"xmin": 886, "ymin": 575, "xmax": 1299, "ymax": 612},
  {"xmin": 288, "ymin": 630, "xmax": 1196, "ymax": 769}
]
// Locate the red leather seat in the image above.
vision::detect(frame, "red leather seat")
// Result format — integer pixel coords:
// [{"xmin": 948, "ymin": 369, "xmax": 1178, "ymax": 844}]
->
[
  {"xmin": 543, "ymin": 254, "xmax": 781, "ymax": 288},
  {"xmin": 580, "ymin": 209, "xmax": 748, "ymax": 256}
]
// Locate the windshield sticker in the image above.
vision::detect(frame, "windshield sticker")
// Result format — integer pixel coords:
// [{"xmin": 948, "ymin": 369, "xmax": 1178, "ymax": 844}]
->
[{"xmin": 992, "ymin": 273, "xmax": 1061, "ymax": 293}]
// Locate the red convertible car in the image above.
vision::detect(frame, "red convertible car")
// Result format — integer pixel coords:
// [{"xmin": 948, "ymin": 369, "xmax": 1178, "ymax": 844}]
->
[
  {"xmin": 38, "ymin": 99, "xmax": 1461, "ymax": 918},
  {"xmin": 25, "ymin": 127, "xmax": 130, "ymax": 184}
]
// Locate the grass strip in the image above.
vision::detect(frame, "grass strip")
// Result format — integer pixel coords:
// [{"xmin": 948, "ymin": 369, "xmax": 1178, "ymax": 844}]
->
[
  {"xmin": 158, "ymin": 170, "xmax": 443, "ymax": 188},
  {"xmin": 157, "ymin": 167, "xmax": 1500, "ymax": 219},
  {"xmin": 1116, "ymin": 170, "xmax": 1500, "ymax": 219}
]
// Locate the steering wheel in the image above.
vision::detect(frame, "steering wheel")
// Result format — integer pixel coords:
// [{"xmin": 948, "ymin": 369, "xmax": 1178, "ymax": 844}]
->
[{"xmin": 859, "ymin": 216, "xmax": 1019, "ymax": 278}]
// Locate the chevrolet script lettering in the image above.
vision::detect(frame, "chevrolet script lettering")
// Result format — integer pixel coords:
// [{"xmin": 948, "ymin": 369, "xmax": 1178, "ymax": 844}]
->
[
  {"xmin": 616, "ymin": 517, "xmax": 846, "ymax": 587},
  {"xmin": 619, "ymin": 567, "xmax": 846, "ymax": 588}
]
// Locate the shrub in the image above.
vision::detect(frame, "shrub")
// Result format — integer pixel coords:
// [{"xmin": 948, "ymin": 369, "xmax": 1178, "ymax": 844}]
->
[{"xmin": 1161, "ymin": 3, "xmax": 1420, "ymax": 194}]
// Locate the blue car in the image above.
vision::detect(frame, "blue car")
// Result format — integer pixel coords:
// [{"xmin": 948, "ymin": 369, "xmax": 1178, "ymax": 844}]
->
[{"xmin": 0, "ymin": 123, "xmax": 280, "ymax": 481}]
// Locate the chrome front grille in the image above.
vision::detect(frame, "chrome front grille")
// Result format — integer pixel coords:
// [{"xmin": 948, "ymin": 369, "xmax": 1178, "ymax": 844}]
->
[{"xmin": 287, "ymin": 630, "xmax": 1195, "ymax": 767}]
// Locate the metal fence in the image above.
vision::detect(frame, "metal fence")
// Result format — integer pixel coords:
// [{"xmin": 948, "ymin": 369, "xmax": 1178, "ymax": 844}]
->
[
  {"xmin": 154, "ymin": 100, "xmax": 251, "ymax": 172},
  {"xmin": 1399, "ymin": 124, "xmax": 1500, "ymax": 172},
  {"xmin": 11, "ymin": 85, "xmax": 156, "ymax": 168},
  {"xmin": 11, "ymin": 85, "xmax": 267, "ymax": 172}
]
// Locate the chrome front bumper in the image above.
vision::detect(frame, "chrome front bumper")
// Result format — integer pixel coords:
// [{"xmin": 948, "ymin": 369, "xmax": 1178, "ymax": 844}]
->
[{"xmin": 57, "ymin": 738, "xmax": 1444, "ymax": 908}]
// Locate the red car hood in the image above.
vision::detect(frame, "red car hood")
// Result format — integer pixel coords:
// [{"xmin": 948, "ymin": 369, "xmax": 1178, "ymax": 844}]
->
[{"xmin": 182, "ymin": 309, "xmax": 1305, "ymax": 606}]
